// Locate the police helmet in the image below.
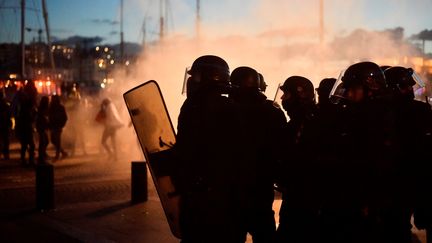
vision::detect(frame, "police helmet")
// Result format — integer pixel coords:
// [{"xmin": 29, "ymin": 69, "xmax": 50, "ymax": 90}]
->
[
  {"xmin": 230, "ymin": 66, "xmax": 260, "ymax": 90},
  {"xmin": 384, "ymin": 66, "xmax": 416, "ymax": 88},
  {"xmin": 184, "ymin": 55, "xmax": 230, "ymax": 96},
  {"xmin": 342, "ymin": 61, "xmax": 386, "ymax": 91},
  {"xmin": 280, "ymin": 76, "xmax": 315, "ymax": 102}
]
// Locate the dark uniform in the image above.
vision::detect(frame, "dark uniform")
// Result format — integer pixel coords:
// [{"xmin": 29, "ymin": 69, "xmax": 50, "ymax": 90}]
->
[
  {"xmin": 321, "ymin": 62, "xmax": 399, "ymax": 243},
  {"xmin": 174, "ymin": 55, "xmax": 245, "ymax": 243},
  {"xmin": 411, "ymin": 100, "xmax": 432, "ymax": 242},
  {"xmin": 385, "ymin": 66, "xmax": 432, "ymax": 242},
  {"xmin": 49, "ymin": 95, "xmax": 68, "ymax": 160},
  {"xmin": 0, "ymin": 92, "xmax": 11, "ymax": 160},
  {"xmin": 13, "ymin": 82, "xmax": 38, "ymax": 165},
  {"xmin": 276, "ymin": 76, "xmax": 322, "ymax": 243},
  {"xmin": 230, "ymin": 67, "xmax": 286, "ymax": 242}
]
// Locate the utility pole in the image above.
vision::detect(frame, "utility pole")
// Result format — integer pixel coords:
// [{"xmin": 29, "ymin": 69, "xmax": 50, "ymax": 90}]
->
[
  {"xmin": 159, "ymin": 0, "xmax": 164, "ymax": 40},
  {"xmin": 196, "ymin": 0, "xmax": 200, "ymax": 39},
  {"xmin": 120, "ymin": 0, "xmax": 124, "ymax": 64},
  {"xmin": 319, "ymin": 0, "xmax": 324, "ymax": 45},
  {"xmin": 141, "ymin": 19, "xmax": 146, "ymax": 47},
  {"xmin": 21, "ymin": 0, "xmax": 25, "ymax": 78},
  {"xmin": 42, "ymin": 0, "xmax": 55, "ymax": 71}
]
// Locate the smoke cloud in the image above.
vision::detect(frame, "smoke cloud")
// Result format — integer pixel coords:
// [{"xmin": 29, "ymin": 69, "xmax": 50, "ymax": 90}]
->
[{"xmin": 98, "ymin": 0, "xmax": 426, "ymax": 162}]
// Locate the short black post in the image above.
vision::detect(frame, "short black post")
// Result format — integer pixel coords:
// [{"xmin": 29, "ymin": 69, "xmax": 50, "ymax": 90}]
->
[
  {"xmin": 131, "ymin": 161, "xmax": 148, "ymax": 203},
  {"xmin": 36, "ymin": 163, "xmax": 54, "ymax": 210}
]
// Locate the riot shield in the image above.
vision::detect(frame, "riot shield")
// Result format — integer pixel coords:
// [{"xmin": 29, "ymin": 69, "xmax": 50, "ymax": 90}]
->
[{"xmin": 123, "ymin": 80, "xmax": 181, "ymax": 239}]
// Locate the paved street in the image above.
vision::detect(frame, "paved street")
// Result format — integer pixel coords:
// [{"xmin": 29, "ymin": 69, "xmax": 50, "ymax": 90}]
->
[
  {"xmin": 0, "ymin": 139, "xmax": 180, "ymax": 243},
  {"xmin": 0, "ymin": 141, "xmax": 427, "ymax": 242}
]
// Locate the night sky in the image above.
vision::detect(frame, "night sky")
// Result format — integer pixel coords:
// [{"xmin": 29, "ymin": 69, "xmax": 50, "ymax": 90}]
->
[{"xmin": 0, "ymin": 0, "xmax": 431, "ymax": 51}]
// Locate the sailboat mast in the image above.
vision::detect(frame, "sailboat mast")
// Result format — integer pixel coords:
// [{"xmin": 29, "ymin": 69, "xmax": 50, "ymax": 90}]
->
[
  {"xmin": 21, "ymin": 0, "xmax": 25, "ymax": 78},
  {"xmin": 42, "ymin": 0, "xmax": 55, "ymax": 71},
  {"xmin": 120, "ymin": 0, "xmax": 124, "ymax": 64}
]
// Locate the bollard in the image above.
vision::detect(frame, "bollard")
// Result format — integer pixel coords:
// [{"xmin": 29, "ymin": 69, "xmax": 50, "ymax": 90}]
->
[
  {"xmin": 36, "ymin": 163, "xmax": 55, "ymax": 210},
  {"xmin": 131, "ymin": 161, "xmax": 148, "ymax": 203}
]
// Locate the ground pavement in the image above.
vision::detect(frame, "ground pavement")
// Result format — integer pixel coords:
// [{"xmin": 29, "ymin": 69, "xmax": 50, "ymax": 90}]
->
[{"xmin": 0, "ymin": 141, "xmax": 427, "ymax": 243}]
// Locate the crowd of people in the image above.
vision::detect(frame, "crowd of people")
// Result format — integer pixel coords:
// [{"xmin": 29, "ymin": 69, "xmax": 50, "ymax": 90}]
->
[
  {"xmin": 0, "ymin": 81, "xmax": 124, "ymax": 165},
  {"xmin": 168, "ymin": 55, "xmax": 432, "ymax": 243}
]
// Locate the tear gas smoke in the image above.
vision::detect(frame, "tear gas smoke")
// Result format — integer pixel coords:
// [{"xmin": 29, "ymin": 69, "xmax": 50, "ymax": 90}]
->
[{"xmin": 98, "ymin": 0, "xmax": 427, "ymax": 162}]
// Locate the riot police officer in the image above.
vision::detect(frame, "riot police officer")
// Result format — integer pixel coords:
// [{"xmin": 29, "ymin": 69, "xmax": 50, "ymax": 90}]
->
[
  {"xmin": 323, "ymin": 61, "xmax": 397, "ymax": 242},
  {"xmin": 174, "ymin": 55, "xmax": 245, "ymax": 243},
  {"xmin": 385, "ymin": 66, "xmax": 432, "ymax": 242},
  {"xmin": 276, "ymin": 76, "xmax": 322, "ymax": 243},
  {"xmin": 316, "ymin": 78, "xmax": 336, "ymax": 110},
  {"xmin": 230, "ymin": 66, "xmax": 286, "ymax": 242}
]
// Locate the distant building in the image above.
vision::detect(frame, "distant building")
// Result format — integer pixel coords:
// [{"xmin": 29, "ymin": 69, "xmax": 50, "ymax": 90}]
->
[{"xmin": 0, "ymin": 44, "xmax": 20, "ymax": 79}]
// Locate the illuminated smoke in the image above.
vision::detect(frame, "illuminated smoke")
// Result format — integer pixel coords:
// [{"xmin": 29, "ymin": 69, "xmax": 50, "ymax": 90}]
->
[{"xmin": 97, "ymin": 0, "xmax": 427, "ymax": 161}]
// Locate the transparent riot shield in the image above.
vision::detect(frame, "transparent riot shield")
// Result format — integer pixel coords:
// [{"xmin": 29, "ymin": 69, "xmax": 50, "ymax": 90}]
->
[{"xmin": 123, "ymin": 80, "xmax": 181, "ymax": 239}]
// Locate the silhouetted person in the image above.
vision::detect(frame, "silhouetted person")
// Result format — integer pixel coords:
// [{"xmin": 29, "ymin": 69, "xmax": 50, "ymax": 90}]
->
[
  {"xmin": 0, "ymin": 92, "xmax": 11, "ymax": 160},
  {"xmin": 385, "ymin": 66, "xmax": 432, "ymax": 243},
  {"xmin": 13, "ymin": 81, "xmax": 38, "ymax": 165},
  {"xmin": 65, "ymin": 84, "xmax": 87, "ymax": 156},
  {"xmin": 173, "ymin": 55, "xmax": 245, "ymax": 243},
  {"xmin": 100, "ymin": 98, "xmax": 123, "ymax": 161},
  {"xmin": 230, "ymin": 67, "xmax": 286, "ymax": 242},
  {"xmin": 316, "ymin": 78, "xmax": 336, "ymax": 109},
  {"xmin": 49, "ymin": 95, "xmax": 68, "ymax": 161},
  {"xmin": 36, "ymin": 96, "xmax": 50, "ymax": 163},
  {"xmin": 276, "ymin": 76, "xmax": 321, "ymax": 243},
  {"xmin": 321, "ymin": 62, "xmax": 397, "ymax": 242}
]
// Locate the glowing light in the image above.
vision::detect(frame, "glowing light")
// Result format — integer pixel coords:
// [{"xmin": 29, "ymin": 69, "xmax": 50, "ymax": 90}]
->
[
  {"xmin": 103, "ymin": 78, "xmax": 107, "ymax": 83},
  {"xmin": 125, "ymin": 60, "xmax": 130, "ymax": 66},
  {"xmin": 99, "ymin": 63, "xmax": 103, "ymax": 68},
  {"xmin": 9, "ymin": 74, "xmax": 17, "ymax": 79},
  {"xmin": 101, "ymin": 83, "xmax": 106, "ymax": 89},
  {"xmin": 104, "ymin": 47, "xmax": 109, "ymax": 52},
  {"xmin": 107, "ymin": 55, "xmax": 111, "ymax": 59},
  {"xmin": 38, "ymin": 82, "xmax": 43, "ymax": 87},
  {"xmin": 96, "ymin": 46, "xmax": 100, "ymax": 51},
  {"xmin": 46, "ymin": 81, "xmax": 51, "ymax": 86},
  {"xmin": 110, "ymin": 60, "xmax": 114, "ymax": 64},
  {"xmin": 37, "ymin": 70, "xmax": 41, "ymax": 75}
]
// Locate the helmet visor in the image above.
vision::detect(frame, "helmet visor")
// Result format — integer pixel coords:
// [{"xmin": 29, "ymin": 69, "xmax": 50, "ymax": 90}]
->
[
  {"xmin": 412, "ymin": 71, "xmax": 428, "ymax": 102},
  {"xmin": 329, "ymin": 70, "xmax": 346, "ymax": 104},
  {"xmin": 182, "ymin": 67, "xmax": 191, "ymax": 96},
  {"xmin": 273, "ymin": 83, "xmax": 283, "ymax": 107}
]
